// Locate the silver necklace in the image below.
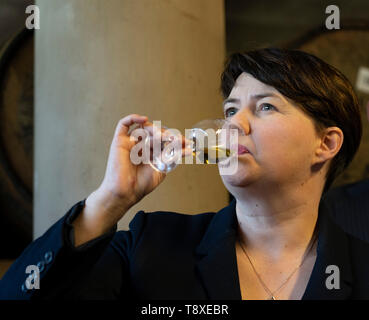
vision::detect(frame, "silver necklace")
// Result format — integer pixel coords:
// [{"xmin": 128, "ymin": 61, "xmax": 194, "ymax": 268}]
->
[{"xmin": 238, "ymin": 231, "xmax": 317, "ymax": 300}]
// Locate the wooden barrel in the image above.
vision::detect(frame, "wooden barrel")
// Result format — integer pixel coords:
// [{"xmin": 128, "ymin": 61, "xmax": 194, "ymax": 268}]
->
[
  {"xmin": 286, "ymin": 21, "xmax": 369, "ymax": 188},
  {"xmin": 0, "ymin": 28, "xmax": 33, "ymax": 258}
]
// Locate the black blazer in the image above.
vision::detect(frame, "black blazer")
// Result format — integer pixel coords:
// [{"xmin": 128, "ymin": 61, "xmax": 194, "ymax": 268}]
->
[
  {"xmin": 1, "ymin": 181, "xmax": 369, "ymax": 300},
  {"xmin": 322, "ymin": 179, "xmax": 369, "ymax": 243}
]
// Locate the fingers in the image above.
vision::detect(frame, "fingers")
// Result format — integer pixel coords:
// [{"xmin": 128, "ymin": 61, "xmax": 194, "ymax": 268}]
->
[
  {"xmin": 115, "ymin": 115, "xmax": 193, "ymax": 153},
  {"xmin": 115, "ymin": 114, "xmax": 148, "ymax": 137}
]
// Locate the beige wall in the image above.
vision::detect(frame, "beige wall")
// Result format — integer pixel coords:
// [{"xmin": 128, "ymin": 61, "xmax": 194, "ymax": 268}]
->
[{"xmin": 34, "ymin": 0, "xmax": 227, "ymax": 237}]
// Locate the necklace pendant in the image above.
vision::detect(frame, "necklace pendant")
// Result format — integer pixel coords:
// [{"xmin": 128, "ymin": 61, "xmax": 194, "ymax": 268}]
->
[{"xmin": 271, "ymin": 296, "xmax": 276, "ymax": 300}]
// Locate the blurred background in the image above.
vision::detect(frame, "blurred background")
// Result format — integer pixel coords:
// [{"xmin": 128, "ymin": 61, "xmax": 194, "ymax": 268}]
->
[{"xmin": 0, "ymin": 0, "xmax": 368, "ymax": 278}]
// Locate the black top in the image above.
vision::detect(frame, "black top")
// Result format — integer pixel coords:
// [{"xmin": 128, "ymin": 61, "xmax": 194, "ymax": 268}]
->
[
  {"xmin": 322, "ymin": 179, "xmax": 369, "ymax": 243},
  {"xmin": 1, "ymin": 180, "xmax": 369, "ymax": 300}
]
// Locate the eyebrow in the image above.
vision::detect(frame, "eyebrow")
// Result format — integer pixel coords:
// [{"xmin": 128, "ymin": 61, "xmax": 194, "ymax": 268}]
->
[{"xmin": 222, "ymin": 93, "xmax": 282, "ymax": 107}]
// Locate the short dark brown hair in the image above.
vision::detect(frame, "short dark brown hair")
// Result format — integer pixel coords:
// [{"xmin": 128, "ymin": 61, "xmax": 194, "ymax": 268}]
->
[{"xmin": 220, "ymin": 48, "xmax": 362, "ymax": 194}]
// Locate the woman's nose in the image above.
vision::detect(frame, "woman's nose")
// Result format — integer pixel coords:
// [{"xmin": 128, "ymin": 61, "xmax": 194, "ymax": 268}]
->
[{"xmin": 229, "ymin": 110, "xmax": 250, "ymax": 135}]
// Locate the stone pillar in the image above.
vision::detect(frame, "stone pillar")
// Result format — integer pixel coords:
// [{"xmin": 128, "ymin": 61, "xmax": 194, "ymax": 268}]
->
[{"xmin": 34, "ymin": 0, "xmax": 226, "ymax": 237}]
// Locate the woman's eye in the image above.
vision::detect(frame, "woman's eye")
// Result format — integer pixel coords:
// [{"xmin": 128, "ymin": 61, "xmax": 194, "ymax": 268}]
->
[
  {"xmin": 224, "ymin": 107, "xmax": 237, "ymax": 118},
  {"xmin": 259, "ymin": 103, "xmax": 276, "ymax": 112}
]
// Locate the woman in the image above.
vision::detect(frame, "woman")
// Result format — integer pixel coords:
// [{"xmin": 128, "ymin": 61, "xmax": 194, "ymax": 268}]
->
[{"xmin": 1, "ymin": 48, "xmax": 366, "ymax": 300}]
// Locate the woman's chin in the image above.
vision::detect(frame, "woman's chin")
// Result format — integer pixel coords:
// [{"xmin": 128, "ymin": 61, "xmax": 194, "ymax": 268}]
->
[{"xmin": 220, "ymin": 167, "xmax": 255, "ymax": 188}]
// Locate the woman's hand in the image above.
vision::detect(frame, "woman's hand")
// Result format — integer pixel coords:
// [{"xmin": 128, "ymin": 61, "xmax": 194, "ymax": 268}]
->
[
  {"xmin": 73, "ymin": 114, "xmax": 166, "ymax": 246},
  {"xmin": 99, "ymin": 114, "xmax": 166, "ymax": 211}
]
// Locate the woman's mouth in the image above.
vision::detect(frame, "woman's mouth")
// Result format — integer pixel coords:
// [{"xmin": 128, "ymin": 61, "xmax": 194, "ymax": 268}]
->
[{"xmin": 238, "ymin": 144, "xmax": 250, "ymax": 155}]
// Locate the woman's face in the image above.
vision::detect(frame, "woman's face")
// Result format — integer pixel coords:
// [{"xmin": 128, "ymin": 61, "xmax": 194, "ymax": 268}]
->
[{"xmin": 220, "ymin": 72, "xmax": 323, "ymax": 192}]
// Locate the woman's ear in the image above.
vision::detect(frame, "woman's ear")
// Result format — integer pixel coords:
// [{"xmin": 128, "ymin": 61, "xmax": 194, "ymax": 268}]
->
[{"xmin": 313, "ymin": 127, "xmax": 344, "ymax": 165}]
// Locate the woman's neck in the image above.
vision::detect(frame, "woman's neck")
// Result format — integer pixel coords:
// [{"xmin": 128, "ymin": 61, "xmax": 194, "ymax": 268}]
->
[{"xmin": 234, "ymin": 185, "xmax": 320, "ymax": 260}]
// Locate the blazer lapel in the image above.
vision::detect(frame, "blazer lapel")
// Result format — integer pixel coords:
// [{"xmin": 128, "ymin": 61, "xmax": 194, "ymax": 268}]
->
[
  {"xmin": 302, "ymin": 200, "xmax": 353, "ymax": 300},
  {"xmin": 195, "ymin": 200, "xmax": 242, "ymax": 300},
  {"xmin": 194, "ymin": 198, "xmax": 354, "ymax": 300}
]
